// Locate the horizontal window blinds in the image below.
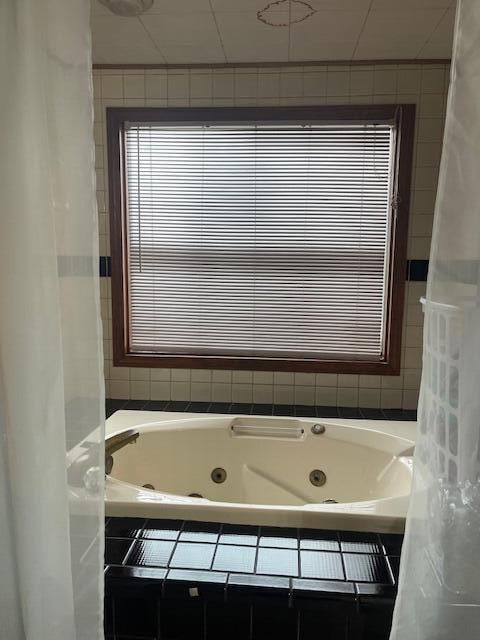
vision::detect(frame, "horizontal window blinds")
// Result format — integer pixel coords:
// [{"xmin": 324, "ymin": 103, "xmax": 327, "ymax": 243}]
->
[{"xmin": 124, "ymin": 122, "xmax": 394, "ymax": 360}]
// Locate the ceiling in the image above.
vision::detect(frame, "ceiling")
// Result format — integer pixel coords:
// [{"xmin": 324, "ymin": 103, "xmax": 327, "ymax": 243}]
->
[{"xmin": 91, "ymin": 0, "xmax": 456, "ymax": 66}]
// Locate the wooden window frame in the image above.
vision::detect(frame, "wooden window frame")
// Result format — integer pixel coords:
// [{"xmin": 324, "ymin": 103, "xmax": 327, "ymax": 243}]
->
[{"xmin": 107, "ymin": 104, "xmax": 415, "ymax": 374}]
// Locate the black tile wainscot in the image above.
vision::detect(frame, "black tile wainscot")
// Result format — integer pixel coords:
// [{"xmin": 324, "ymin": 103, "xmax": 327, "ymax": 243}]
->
[{"xmin": 105, "ymin": 518, "xmax": 403, "ymax": 640}]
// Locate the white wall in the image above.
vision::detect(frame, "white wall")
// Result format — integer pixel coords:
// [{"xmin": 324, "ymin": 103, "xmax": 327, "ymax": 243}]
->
[{"xmin": 94, "ymin": 62, "xmax": 449, "ymax": 409}]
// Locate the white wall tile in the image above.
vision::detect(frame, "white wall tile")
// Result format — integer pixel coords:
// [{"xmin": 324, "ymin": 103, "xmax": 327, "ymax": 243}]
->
[
  {"xmin": 315, "ymin": 387, "xmax": 337, "ymax": 406},
  {"xmin": 253, "ymin": 385, "xmax": 273, "ymax": 403},
  {"xmin": 130, "ymin": 380, "xmax": 150, "ymax": 400},
  {"xmin": 294, "ymin": 386, "xmax": 315, "ymax": 406},
  {"xmin": 146, "ymin": 74, "xmax": 168, "ymax": 99},
  {"xmin": 190, "ymin": 382, "xmax": 212, "ymax": 401},
  {"xmin": 123, "ymin": 74, "xmax": 145, "ymax": 99},
  {"xmin": 98, "ymin": 63, "xmax": 449, "ymax": 405},
  {"xmin": 150, "ymin": 381, "xmax": 171, "ymax": 400},
  {"xmin": 110, "ymin": 380, "xmax": 130, "ymax": 398},
  {"xmin": 171, "ymin": 381, "xmax": 190, "ymax": 400},
  {"xmin": 359, "ymin": 388, "xmax": 381, "ymax": 408},
  {"xmin": 191, "ymin": 369, "xmax": 212, "ymax": 382},
  {"xmin": 337, "ymin": 387, "xmax": 359, "ymax": 407},
  {"xmin": 380, "ymin": 389, "xmax": 403, "ymax": 408},
  {"xmin": 274, "ymin": 385, "xmax": 294, "ymax": 405},
  {"xmin": 212, "ymin": 383, "xmax": 232, "ymax": 402},
  {"xmin": 151, "ymin": 368, "xmax": 171, "ymax": 381},
  {"xmin": 232, "ymin": 384, "xmax": 253, "ymax": 402}
]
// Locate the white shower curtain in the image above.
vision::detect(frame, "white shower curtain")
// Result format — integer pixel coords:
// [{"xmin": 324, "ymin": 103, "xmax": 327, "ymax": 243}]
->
[
  {"xmin": 391, "ymin": 1, "xmax": 480, "ymax": 638},
  {"xmin": 0, "ymin": 1, "xmax": 104, "ymax": 639}
]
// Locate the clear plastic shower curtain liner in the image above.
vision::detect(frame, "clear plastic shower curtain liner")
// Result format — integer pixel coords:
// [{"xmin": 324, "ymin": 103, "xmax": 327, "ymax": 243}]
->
[
  {"xmin": 390, "ymin": 1, "xmax": 480, "ymax": 638},
  {"xmin": 0, "ymin": 1, "xmax": 104, "ymax": 639}
]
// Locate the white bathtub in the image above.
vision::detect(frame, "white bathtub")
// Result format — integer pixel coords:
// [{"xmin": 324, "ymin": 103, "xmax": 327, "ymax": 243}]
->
[{"xmin": 105, "ymin": 411, "xmax": 415, "ymax": 533}]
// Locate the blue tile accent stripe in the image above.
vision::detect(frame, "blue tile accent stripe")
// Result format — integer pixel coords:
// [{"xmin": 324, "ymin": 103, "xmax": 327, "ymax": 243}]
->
[
  {"xmin": 407, "ymin": 259, "xmax": 429, "ymax": 281},
  {"xmin": 99, "ymin": 256, "xmax": 111, "ymax": 277}
]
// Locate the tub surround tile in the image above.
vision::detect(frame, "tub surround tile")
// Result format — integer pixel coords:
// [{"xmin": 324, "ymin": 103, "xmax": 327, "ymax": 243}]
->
[
  {"xmin": 259, "ymin": 527, "xmax": 298, "ymax": 549},
  {"xmin": 213, "ymin": 545, "xmax": 256, "ymax": 573},
  {"xmin": 180, "ymin": 521, "xmax": 221, "ymax": 543},
  {"xmin": 299, "ymin": 529, "xmax": 340, "ymax": 552},
  {"xmin": 300, "ymin": 551, "xmax": 344, "ymax": 581},
  {"xmin": 105, "ymin": 517, "xmax": 145, "ymax": 539},
  {"xmin": 380, "ymin": 533, "xmax": 404, "ymax": 556},
  {"xmin": 220, "ymin": 524, "xmax": 259, "ymax": 547},
  {"xmin": 105, "ymin": 398, "xmax": 418, "ymax": 420},
  {"xmin": 105, "ymin": 517, "xmax": 402, "ymax": 640},
  {"xmin": 141, "ymin": 519, "xmax": 183, "ymax": 541},
  {"xmin": 343, "ymin": 553, "xmax": 392, "ymax": 584},
  {"xmin": 256, "ymin": 548, "xmax": 299, "ymax": 577},
  {"xmin": 128, "ymin": 539, "xmax": 176, "ymax": 568},
  {"xmin": 170, "ymin": 542, "xmax": 216, "ymax": 570},
  {"xmin": 105, "ymin": 538, "xmax": 135, "ymax": 566},
  {"xmin": 340, "ymin": 532, "xmax": 383, "ymax": 555}
]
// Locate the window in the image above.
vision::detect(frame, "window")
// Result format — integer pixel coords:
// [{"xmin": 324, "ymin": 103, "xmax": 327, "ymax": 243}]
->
[{"xmin": 107, "ymin": 105, "xmax": 414, "ymax": 373}]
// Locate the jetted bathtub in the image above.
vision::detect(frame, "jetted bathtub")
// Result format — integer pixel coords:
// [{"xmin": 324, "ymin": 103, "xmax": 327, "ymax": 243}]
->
[{"xmin": 105, "ymin": 411, "xmax": 415, "ymax": 533}]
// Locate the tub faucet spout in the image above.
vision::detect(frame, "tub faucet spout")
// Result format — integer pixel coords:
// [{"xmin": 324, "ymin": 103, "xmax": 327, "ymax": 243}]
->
[{"xmin": 105, "ymin": 429, "xmax": 139, "ymax": 475}]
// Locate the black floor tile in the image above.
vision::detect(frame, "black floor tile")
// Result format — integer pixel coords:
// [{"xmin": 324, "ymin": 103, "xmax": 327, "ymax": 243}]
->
[
  {"xmin": 212, "ymin": 545, "xmax": 256, "ymax": 573},
  {"xmin": 294, "ymin": 405, "xmax": 317, "ymax": 417},
  {"xmin": 403, "ymin": 409, "xmax": 417, "ymax": 421},
  {"xmin": 252, "ymin": 404, "xmax": 273, "ymax": 415},
  {"xmin": 273, "ymin": 404, "xmax": 295, "ymax": 416},
  {"xmin": 169, "ymin": 542, "xmax": 216, "ymax": 570},
  {"xmin": 220, "ymin": 524, "xmax": 259, "ymax": 547},
  {"xmin": 259, "ymin": 527, "xmax": 298, "ymax": 549},
  {"xmin": 105, "ymin": 539, "xmax": 134, "ymax": 565},
  {"xmin": 106, "ymin": 398, "xmax": 128, "ymax": 417},
  {"xmin": 187, "ymin": 402, "xmax": 212, "ymax": 413},
  {"xmin": 141, "ymin": 519, "xmax": 183, "ymax": 541},
  {"xmin": 343, "ymin": 554, "xmax": 392, "ymax": 583},
  {"xmin": 300, "ymin": 551, "xmax": 344, "ymax": 580},
  {"xmin": 164, "ymin": 401, "xmax": 190, "ymax": 412},
  {"xmin": 338, "ymin": 407, "xmax": 362, "ymax": 418},
  {"xmin": 359, "ymin": 408, "xmax": 385, "ymax": 420},
  {"xmin": 106, "ymin": 518, "xmax": 145, "ymax": 539},
  {"xmin": 299, "ymin": 529, "xmax": 340, "ymax": 552},
  {"xmin": 230, "ymin": 403, "xmax": 253, "ymax": 414},
  {"xmin": 315, "ymin": 406, "xmax": 339, "ymax": 418},
  {"xmin": 144, "ymin": 400, "xmax": 168, "ymax": 411},
  {"xmin": 382, "ymin": 409, "xmax": 405, "ymax": 420},
  {"xmin": 123, "ymin": 399, "xmax": 149, "ymax": 410},
  {"xmin": 209, "ymin": 402, "xmax": 232, "ymax": 413},
  {"xmin": 127, "ymin": 539, "xmax": 175, "ymax": 568},
  {"xmin": 256, "ymin": 548, "xmax": 298, "ymax": 577}
]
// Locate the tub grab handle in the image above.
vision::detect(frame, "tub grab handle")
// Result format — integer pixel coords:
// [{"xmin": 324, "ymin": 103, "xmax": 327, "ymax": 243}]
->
[{"xmin": 230, "ymin": 423, "xmax": 304, "ymax": 439}]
